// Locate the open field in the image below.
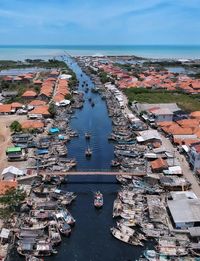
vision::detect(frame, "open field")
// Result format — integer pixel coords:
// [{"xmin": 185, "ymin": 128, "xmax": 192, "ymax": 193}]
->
[
  {"xmin": 124, "ymin": 88, "xmax": 200, "ymax": 112},
  {"xmin": 0, "ymin": 115, "xmax": 27, "ymax": 173}
]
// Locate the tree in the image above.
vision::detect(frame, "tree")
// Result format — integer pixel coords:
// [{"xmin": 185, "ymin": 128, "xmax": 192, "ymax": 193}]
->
[
  {"xmin": 48, "ymin": 102, "xmax": 56, "ymax": 117},
  {"xmin": 10, "ymin": 121, "xmax": 22, "ymax": 132},
  {"xmin": 0, "ymin": 188, "xmax": 26, "ymax": 221}
]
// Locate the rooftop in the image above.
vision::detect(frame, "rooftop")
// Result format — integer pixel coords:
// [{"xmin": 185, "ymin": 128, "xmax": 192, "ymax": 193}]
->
[{"xmin": 168, "ymin": 198, "xmax": 200, "ymax": 223}]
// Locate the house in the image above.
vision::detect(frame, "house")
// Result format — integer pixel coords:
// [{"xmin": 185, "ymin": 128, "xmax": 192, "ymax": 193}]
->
[
  {"xmin": 151, "ymin": 158, "xmax": 168, "ymax": 172},
  {"xmin": 190, "ymin": 111, "xmax": 200, "ymax": 120},
  {"xmin": 168, "ymin": 197, "xmax": 200, "ymax": 229},
  {"xmin": 150, "ymin": 108, "xmax": 174, "ymax": 122},
  {"xmin": 6, "ymin": 147, "xmax": 25, "ymax": 161},
  {"xmin": 0, "ymin": 104, "xmax": 12, "ymax": 114},
  {"xmin": 0, "ymin": 180, "xmax": 17, "ymax": 195},
  {"xmin": 2, "ymin": 76, "xmax": 13, "ymax": 82},
  {"xmin": 22, "ymin": 90, "xmax": 37, "ymax": 99},
  {"xmin": 33, "ymin": 80, "xmax": 43, "ymax": 85},
  {"xmin": 29, "ymin": 100, "xmax": 47, "ymax": 107},
  {"xmin": 2, "ymin": 91, "xmax": 18, "ymax": 97},
  {"xmin": 21, "ymin": 120, "xmax": 44, "ymax": 130},
  {"xmin": 11, "ymin": 102, "xmax": 23, "ymax": 110},
  {"xmin": 1, "ymin": 166, "xmax": 24, "ymax": 181},
  {"xmin": 188, "ymin": 143, "xmax": 200, "ymax": 171},
  {"xmin": 136, "ymin": 130, "xmax": 162, "ymax": 144},
  {"xmin": 28, "ymin": 105, "xmax": 50, "ymax": 118}
]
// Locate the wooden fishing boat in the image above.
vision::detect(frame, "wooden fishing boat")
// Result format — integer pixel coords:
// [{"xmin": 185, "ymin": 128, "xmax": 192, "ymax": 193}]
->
[
  {"xmin": 111, "ymin": 160, "xmax": 120, "ymax": 167},
  {"xmin": 55, "ymin": 209, "xmax": 76, "ymax": 226},
  {"xmin": 94, "ymin": 191, "xmax": 103, "ymax": 208},
  {"xmin": 54, "ymin": 213, "xmax": 71, "ymax": 236},
  {"xmin": 85, "ymin": 147, "xmax": 92, "ymax": 157},
  {"xmin": 48, "ymin": 221, "xmax": 62, "ymax": 246},
  {"xmin": 110, "ymin": 227, "xmax": 143, "ymax": 246},
  {"xmin": 118, "ymin": 218, "xmax": 136, "ymax": 227},
  {"xmin": 58, "ymin": 221, "xmax": 71, "ymax": 237},
  {"xmin": 91, "ymin": 101, "xmax": 95, "ymax": 107},
  {"xmin": 26, "ymin": 256, "xmax": 44, "ymax": 261},
  {"xmin": 85, "ymin": 132, "xmax": 91, "ymax": 139}
]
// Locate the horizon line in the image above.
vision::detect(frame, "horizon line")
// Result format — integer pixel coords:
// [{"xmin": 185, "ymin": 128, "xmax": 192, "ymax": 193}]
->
[{"xmin": 0, "ymin": 44, "xmax": 200, "ymax": 47}]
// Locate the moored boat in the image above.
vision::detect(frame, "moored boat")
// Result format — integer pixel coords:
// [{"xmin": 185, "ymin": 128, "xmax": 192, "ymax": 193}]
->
[
  {"xmin": 94, "ymin": 191, "xmax": 103, "ymax": 208},
  {"xmin": 48, "ymin": 221, "xmax": 62, "ymax": 246},
  {"xmin": 85, "ymin": 147, "xmax": 92, "ymax": 157},
  {"xmin": 85, "ymin": 132, "xmax": 91, "ymax": 139}
]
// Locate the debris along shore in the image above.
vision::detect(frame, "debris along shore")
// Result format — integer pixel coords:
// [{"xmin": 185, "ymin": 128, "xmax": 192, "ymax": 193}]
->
[{"xmin": 76, "ymin": 55, "xmax": 200, "ymax": 260}]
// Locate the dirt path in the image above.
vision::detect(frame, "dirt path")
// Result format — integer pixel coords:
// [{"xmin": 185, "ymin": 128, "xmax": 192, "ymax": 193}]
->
[{"xmin": 0, "ymin": 115, "xmax": 27, "ymax": 173}]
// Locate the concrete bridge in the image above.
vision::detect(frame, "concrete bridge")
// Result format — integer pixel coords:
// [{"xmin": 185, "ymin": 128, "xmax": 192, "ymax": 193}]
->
[{"xmin": 39, "ymin": 170, "xmax": 145, "ymax": 176}]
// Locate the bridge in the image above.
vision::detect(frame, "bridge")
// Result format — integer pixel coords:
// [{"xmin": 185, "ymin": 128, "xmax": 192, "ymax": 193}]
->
[{"xmin": 39, "ymin": 170, "xmax": 145, "ymax": 176}]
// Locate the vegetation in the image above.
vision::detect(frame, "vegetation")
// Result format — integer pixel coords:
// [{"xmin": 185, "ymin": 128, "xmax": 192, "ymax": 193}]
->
[
  {"xmin": 98, "ymin": 71, "xmax": 112, "ymax": 84},
  {"xmin": 0, "ymin": 188, "xmax": 26, "ymax": 221},
  {"xmin": 65, "ymin": 93, "xmax": 72, "ymax": 100},
  {"xmin": 0, "ymin": 59, "xmax": 67, "ymax": 70},
  {"xmin": 10, "ymin": 121, "xmax": 22, "ymax": 132},
  {"xmin": 124, "ymin": 87, "xmax": 200, "ymax": 112},
  {"xmin": 48, "ymin": 102, "xmax": 56, "ymax": 117},
  {"xmin": 68, "ymin": 71, "xmax": 78, "ymax": 90},
  {"xmin": 115, "ymin": 63, "xmax": 133, "ymax": 72}
]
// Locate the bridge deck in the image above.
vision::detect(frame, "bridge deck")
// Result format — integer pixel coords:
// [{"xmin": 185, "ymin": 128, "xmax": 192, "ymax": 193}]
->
[{"xmin": 40, "ymin": 171, "xmax": 145, "ymax": 176}]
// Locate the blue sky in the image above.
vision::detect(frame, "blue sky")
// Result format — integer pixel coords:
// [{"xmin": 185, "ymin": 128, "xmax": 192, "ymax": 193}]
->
[{"xmin": 0, "ymin": 0, "xmax": 199, "ymax": 45}]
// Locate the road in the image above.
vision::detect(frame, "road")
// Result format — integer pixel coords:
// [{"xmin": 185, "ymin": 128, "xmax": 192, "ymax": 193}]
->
[{"xmin": 121, "ymin": 87, "xmax": 200, "ymax": 197}]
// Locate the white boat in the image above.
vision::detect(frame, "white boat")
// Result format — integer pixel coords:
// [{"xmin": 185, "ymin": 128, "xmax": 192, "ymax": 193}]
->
[{"xmin": 94, "ymin": 191, "xmax": 103, "ymax": 208}]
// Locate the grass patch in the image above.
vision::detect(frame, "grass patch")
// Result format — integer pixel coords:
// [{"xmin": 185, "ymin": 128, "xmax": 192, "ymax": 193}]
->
[
  {"xmin": 0, "ymin": 59, "xmax": 67, "ymax": 70},
  {"xmin": 124, "ymin": 88, "xmax": 200, "ymax": 112}
]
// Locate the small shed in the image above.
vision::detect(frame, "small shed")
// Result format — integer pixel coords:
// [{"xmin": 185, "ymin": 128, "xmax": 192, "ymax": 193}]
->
[
  {"xmin": 49, "ymin": 127, "xmax": 59, "ymax": 134},
  {"xmin": 1, "ymin": 166, "xmax": 24, "ymax": 180}
]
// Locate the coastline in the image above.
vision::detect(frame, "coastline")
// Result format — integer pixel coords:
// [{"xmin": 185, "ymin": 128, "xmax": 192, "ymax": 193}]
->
[{"xmin": 0, "ymin": 45, "xmax": 200, "ymax": 60}]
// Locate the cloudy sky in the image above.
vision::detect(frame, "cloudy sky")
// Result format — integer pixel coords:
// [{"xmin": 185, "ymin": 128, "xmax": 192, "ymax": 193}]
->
[{"xmin": 0, "ymin": 0, "xmax": 199, "ymax": 45}]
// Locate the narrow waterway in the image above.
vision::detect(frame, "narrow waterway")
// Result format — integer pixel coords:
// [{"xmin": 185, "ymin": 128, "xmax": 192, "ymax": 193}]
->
[{"xmin": 10, "ymin": 57, "xmax": 151, "ymax": 261}]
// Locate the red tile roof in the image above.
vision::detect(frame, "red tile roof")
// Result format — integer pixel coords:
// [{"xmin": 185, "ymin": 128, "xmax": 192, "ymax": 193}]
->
[
  {"xmin": 0, "ymin": 180, "xmax": 17, "ymax": 195},
  {"xmin": 29, "ymin": 100, "xmax": 46, "ymax": 107},
  {"xmin": 21, "ymin": 120, "xmax": 44, "ymax": 129},
  {"xmin": 0, "ymin": 104, "xmax": 12, "ymax": 113},
  {"xmin": 29, "ymin": 105, "xmax": 50, "ymax": 115},
  {"xmin": 22, "ymin": 90, "xmax": 37, "ymax": 98},
  {"xmin": 151, "ymin": 158, "xmax": 167, "ymax": 171}
]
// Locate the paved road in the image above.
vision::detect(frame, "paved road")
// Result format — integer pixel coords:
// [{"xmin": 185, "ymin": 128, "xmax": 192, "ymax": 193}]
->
[{"xmin": 161, "ymin": 135, "xmax": 200, "ymax": 197}]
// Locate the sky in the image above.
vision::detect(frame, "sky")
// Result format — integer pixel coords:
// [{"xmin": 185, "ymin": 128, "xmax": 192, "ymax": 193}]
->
[{"xmin": 0, "ymin": 0, "xmax": 199, "ymax": 45}]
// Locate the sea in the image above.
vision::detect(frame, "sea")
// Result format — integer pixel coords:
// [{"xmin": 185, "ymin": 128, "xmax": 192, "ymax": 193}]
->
[{"xmin": 0, "ymin": 45, "xmax": 200, "ymax": 60}]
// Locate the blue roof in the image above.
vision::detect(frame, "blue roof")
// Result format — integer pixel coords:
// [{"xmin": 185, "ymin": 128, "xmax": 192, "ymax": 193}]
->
[
  {"xmin": 49, "ymin": 127, "xmax": 59, "ymax": 134},
  {"xmin": 36, "ymin": 149, "xmax": 49, "ymax": 155}
]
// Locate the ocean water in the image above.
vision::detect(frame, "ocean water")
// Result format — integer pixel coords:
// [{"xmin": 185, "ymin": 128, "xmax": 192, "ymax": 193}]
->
[{"xmin": 0, "ymin": 45, "xmax": 200, "ymax": 60}]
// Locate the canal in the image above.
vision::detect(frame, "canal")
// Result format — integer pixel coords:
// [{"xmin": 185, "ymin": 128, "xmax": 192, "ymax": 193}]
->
[{"xmin": 10, "ymin": 57, "xmax": 150, "ymax": 261}]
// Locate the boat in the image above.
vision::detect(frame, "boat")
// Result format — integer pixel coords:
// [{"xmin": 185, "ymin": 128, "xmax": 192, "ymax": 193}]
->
[
  {"xmin": 91, "ymin": 102, "xmax": 95, "ymax": 107},
  {"xmin": 110, "ymin": 227, "xmax": 143, "ymax": 246},
  {"xmin": 111, "ymin": 160, "xmax": 120, "ymax": 167},
  {"xmin": 85, "ymin": 147, "xmax": 92, "ymax": 157},
  {"xmin": 17, "ymin": 240, "xmax": 55, "ymax": 257},
  {"xmin": 94, "ymin": 191, "xmax": 103, "ymax": 208},
  {"xmin": 26, "ymin": 256, "xmax": 44, "ymax": 261},
  {"xmin": 85, "ymin": 132, "xmax": 91, "ymax": 139},
  {"xmin": 48, "ymin": 221, "xmax": 62, "ymax": 246},
  {"xmin": 56, "ymin": 209, "xmax": 76, "ymax": 226},
  {"xmin": 54, "ymin": 213, "xmax": 71, "ymax": 236},
  {"xmin": 143, "ymin": 250, "xmax": 158, "ymax": 261}
]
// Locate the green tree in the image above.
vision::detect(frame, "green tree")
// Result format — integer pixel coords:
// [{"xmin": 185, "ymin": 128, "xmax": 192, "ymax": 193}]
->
[
  {"xmin": 0, "ymin": 188, "xmax": 26, "ymax": 221},
  {"xmin": 10, "ymin": 121, "xmax": 22, "ymax": 132},
  {"xmin": 48, "ymin": 102, "xmax": 56, "ymax": 117}
]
